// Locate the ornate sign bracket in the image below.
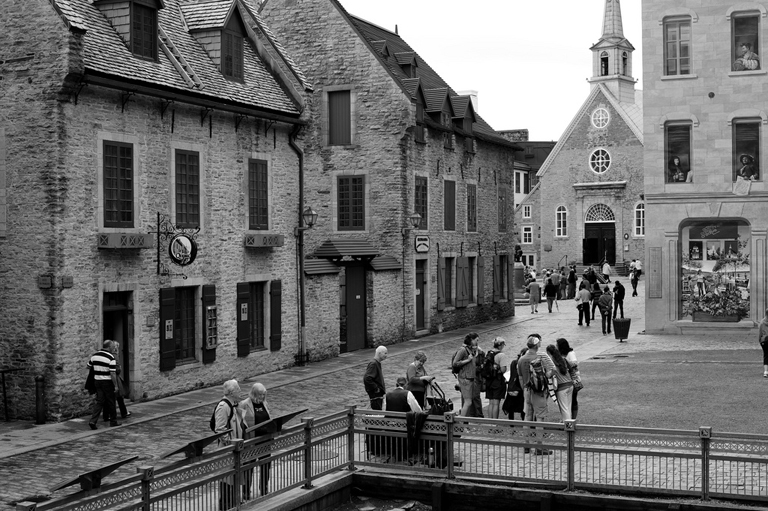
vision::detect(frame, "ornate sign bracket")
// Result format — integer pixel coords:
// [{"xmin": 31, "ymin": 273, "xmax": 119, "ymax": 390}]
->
[{"xmin": 147, "ymin": 212, "xmax": 200, "ymax": 279}]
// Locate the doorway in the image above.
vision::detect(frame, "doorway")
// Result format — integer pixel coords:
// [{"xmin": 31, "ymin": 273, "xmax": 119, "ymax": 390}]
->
[
  {"xmin": 583, "ymin": 222, "xmax": 616, "ymax": 265},
  {"xmin": 344, "ymin": 264, "xmax": 367, "ymax": 352},
  {"xmin": 103, "ymin": 292, "xmax": 131, "ymax": 393},
  {"xmin": 415, "ymin": 260, "xmax": 427, "ymax": 330}
]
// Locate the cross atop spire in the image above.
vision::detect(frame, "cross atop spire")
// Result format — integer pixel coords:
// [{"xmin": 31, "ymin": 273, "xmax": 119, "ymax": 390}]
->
[{"xmin": 602, "ymin": 0, "xmax": 624, "ymax": 40}]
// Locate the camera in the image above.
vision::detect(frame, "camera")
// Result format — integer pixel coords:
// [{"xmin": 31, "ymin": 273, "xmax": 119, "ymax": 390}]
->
[{"xmin": 454, "ymin": 384, "xmax": 461, "ymax": 391}]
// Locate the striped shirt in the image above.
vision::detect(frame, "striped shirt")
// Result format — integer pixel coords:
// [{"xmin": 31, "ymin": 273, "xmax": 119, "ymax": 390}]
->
[{"xmin": 88, "ymin": 350, "xmax": 116, "ymax": 381}]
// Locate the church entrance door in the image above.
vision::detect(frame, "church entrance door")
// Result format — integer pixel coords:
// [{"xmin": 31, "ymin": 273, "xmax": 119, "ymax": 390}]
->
[{"xmin": 583, "ymin": 223, "xmax": 615, "ymax": 265}]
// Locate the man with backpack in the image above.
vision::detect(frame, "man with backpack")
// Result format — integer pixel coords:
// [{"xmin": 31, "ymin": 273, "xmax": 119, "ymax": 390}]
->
[
  {"xmin": 517, "ymin": 334, "xmax": 556, "ymax": 455},
  {"xmin": 452, "ymin": 332, "xmax": 482, "ymax": 417},
  {"xmin": 484, "ymin": 337, "xmax": 509, "ymax": 419},
  {"xmin": 212, "ymin": 379, "xmax": 246, "ymax": 510}
]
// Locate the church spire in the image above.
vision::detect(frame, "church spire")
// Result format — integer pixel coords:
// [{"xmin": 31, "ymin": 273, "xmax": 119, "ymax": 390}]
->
[{"xmin": 602, "ymin": 0, "xmax": 624, "ymax": 40}]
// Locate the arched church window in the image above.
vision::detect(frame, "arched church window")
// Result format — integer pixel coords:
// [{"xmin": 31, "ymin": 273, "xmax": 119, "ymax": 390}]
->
[
  {"xmin": 622, "ymin": 51, "xmax": 628, "ymax": 75},
  {"xmin": 585, "ymin": 204, "xmax": 615, "ymax": 223},
  {"xmin": 591, "ymin": 108, "xmax": 610, "ymax": 128},
  {"xmin": 556, "ymin": 206, "xmax": 568, "ymax": 237},
  {"xmin": 589, "ymin": 148, "xmax": 611, "ymax": 174},
  {"xmin": 600, "ymin": 51, "xmax": 609, "ymax": 76}
]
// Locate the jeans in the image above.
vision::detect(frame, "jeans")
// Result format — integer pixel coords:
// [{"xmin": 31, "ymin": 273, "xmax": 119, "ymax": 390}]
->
[
  {"xmin": 555, "ymin": 385, "xmax": 573, "ymax": 422},
  {"xmin": 613, "ymin": 299, "xmax": 624, "ymax": 318},
  {"xmin": 578, "ymin": 304, "xmax": 590, "ymax": 325},
  {"xmin": 546, "ymin": 297, "xmax": 555, "ymax": 312},
  {"xmin": 601, "ymin": 308, "xmax": 612, "ymax": 333},
  {"xmin": 567, "ymin": 283, "xmax": 576, "ymax": 299},
  {"xmin": 523, "ymin": 388, "xmax": 549, "ymax": 446},
  {"xmin": 90, "ymin": 381, "xmax": 117, "ymax": 425},
  {"xmin": 369, "ymin": 396, "xmax": 384, "ymax": 410}
]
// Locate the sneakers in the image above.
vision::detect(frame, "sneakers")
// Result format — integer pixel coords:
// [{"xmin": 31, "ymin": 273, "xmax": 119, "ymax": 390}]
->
[
  {"xmin": 122, "ymin": 411, "xmax": 132, "ymax": 418},
  {"xmin": 763, "ymin": 372, "xmax": 768, "ymax": 378}
]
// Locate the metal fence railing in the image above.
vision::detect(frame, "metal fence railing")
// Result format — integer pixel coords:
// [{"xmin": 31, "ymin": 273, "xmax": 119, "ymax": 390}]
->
[{"xmin": 17, "ymin": 408, "xmax": 768, "ymax": 510}]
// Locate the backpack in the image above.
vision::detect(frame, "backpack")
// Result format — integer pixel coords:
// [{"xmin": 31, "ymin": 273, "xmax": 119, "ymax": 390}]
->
[
  {"xmin": 481, "ymin": 349, "xmax": 499, "ymax": 381},
  {"xmin": 210, "ymin": 399, "xmax": 235, "ymax": 433},
  {"xmin": 451, "ymin": 346, "xmax": 469, "ymax": 376},
  {"xmin": 528, "ymin": 357, "xmax": 548, "ymax": 393},
  {"xmin": 474, "ymin": 350, "xmax": 487, "ymax": 391}
]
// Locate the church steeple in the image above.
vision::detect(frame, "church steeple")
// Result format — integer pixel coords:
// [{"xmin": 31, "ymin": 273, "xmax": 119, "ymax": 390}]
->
[{"xmin": 588, "ymin": 0, "xmax": 636, "ymax": 104}]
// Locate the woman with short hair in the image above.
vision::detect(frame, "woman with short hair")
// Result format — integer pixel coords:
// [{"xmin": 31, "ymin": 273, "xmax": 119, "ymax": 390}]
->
[{"xmin": 406, "ymin": 351, "xmax": 434, "ymax": 408}]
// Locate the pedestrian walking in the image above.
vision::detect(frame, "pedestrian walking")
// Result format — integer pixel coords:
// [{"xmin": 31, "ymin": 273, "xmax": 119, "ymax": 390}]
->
[
  {"xmin": 102, "ymin": 340, "xmax": 131, "ymax": 422},
  {"xmin": 590, "ymin": 282, "xmax": 602, "ymax": 321},
  {"xmin": 214, "ymin": 379, "xmax": 245, "ymax": 511},
  {"xmin": 602, "ymin": 261, "xmax": 612, "ymax": 282},
  {"xmin": 576, "ymin": 282, "xmax": 591, "ymax": 326},
  {"xmin": 612, "ymin": 280, "xmax": 625, "ymax": 319},
  {"xmin": 598, "ymin": 286, "xmax": 613, "ymax": 335},
  {"xmin": 543, "ymin": 278, "xmax": 559, "ymax": 313},
  {"xmin": 485, "ymin": 337, "xmax": 509, "ymax": 419},
  {"xmin": 363, "ymin": 346, "xmax": 388, "ymax": 410},
  {"xmin": 545, "ymin": 344, "xmax": 574, "ymax": 422},
  {"xmin": 240, "ymin": 383, "xmax": 271, "ymax": 499},
  {"xmin": 405, "ymin": 351, "xmax": 434, "ymax": 409},
  {"xmin": 502, "ymin": 348, "xmax": 526, "ymax": 421},
  {"xmin": 526, "ymin": 278, "xmax": 541, "ymax": 314},
  {"xmin": 558, "ymin": 267, "xmax": 568, "ymax": 299},
  {"xmin": 517, "ymin": 334, "xmax": 556, "ymax": 455},
  {"xmin": 87, "ymin": 340, "xmax": 119, "ymax": 430},
  {"xmin": 556, "ymin": 338, "xmax": 581, "ymax": 420},
  {"xmin": 567, "ymin": 265, "xmax": 577, "ymax": 299},
  {"xmin": 452, "ymin": 333, "xmax": 482, "ymax": 417},
  {"xmin": 759, "ymin": 309, "xmax": 768, "ymax": 378}
]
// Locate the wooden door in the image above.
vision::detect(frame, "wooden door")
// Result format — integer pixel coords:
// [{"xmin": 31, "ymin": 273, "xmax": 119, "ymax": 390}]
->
[
  {"xmin": 415, "ymin": 260, "xmax": 426, "ymax": 330},
  {"xmin": 345, "ymin": 264, "xmax": 367, "ymax": 352}
]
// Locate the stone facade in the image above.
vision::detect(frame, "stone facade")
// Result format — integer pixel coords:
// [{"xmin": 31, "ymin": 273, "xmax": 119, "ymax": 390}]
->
[
  {"xmin": 0, "ymin": 0, "xmax": 313, "ymax": 419},
  {"xmin": 642, "ymin": 0, "xmax": 767, "ymax": 333},
  {"xmin": 260, "ymin": 0, "xmax": 517, "ymax": 350}
]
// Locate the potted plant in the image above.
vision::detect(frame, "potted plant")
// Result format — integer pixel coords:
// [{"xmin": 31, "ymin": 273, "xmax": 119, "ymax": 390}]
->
[{"xmin": 682, "ymin": 287, "xmax": 750, "ymax": 322}]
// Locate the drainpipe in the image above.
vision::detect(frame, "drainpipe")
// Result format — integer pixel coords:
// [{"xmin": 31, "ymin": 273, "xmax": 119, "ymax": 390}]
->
[{"xmin": 289, "ymin": 124, "xmax": 307, "ymax": 366}]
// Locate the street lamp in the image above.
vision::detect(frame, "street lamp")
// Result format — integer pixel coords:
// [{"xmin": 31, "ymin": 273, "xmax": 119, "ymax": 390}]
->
[
  {"xmin": 402, "ymin": 212, "xmax": 422, "ymax": 235},
  {"xmin": 296, "ymin": 205, "xmax": 318, "ymax": 366}
]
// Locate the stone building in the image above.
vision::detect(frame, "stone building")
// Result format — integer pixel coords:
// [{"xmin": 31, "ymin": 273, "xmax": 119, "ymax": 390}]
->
[
  {"xmin": 260, "ymin": 0, "xmax": 519, "ymax": 352},
  {"xmin": 0, "ymin": 0, "xmax": 315, "ymax": 419},
  {"xmin": 643, "ymin": 0, "xmax": 766, "ymax": 333},
  {"xmin": 531, "ymin": 0, "xmax": 645, "ymax": 273}
]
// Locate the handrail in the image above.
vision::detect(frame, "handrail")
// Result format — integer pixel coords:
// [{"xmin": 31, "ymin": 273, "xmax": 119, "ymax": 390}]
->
[{"xmin": 557, "ymin": 254, "xmax": 568, "ymax": 269}]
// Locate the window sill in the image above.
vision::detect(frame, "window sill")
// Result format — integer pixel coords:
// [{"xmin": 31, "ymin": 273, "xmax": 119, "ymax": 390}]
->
[
  {"xmin": 728, "ymin": 70, "xmax": 767, "ymax": 77},
  {"xmin": 415, "ymin": 139, "xmax": 427, "ymax": 145},
  {"xmin": 443, "ymin": 305, "xmax": 455, "ymax": 312},
  {"xmin": 554, "ymin": 236, "xmax": 569, "ymax": 240},
  {"xmin": 251, "ymin": 346, "xmax": 268, "ymax": 353},
  {"xmin": 660, "ymin": 74, "xmax": 698, "ymax": 81},
  {"xmin": 326, "ymin": 144, "xmax": 359, "ymax": 149}
]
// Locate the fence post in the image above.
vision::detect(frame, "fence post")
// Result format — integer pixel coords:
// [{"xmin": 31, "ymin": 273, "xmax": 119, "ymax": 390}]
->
[
  {"xmin": 232, "ymin": 439, "xmax": 243, "ymax": 509},
  {"xmin": 137, "ymin": 465, "xmax": 154, "ymax": 511},
  {"xmin": 564, "ymin": 420, "xmax": 576, "ymax": 491},
  {"xmin": 700, "ymin": 427, "xmax": 712, "ymax": 501},
  {"xmin": 302, "ymin": 417, "xmax": 315, "ymax": 489},
  {"xmin": 346, "ymin": 406, "xmax": 356, "ymax": 471},
  {"xmin": 444, "ymin": 413, "xmax": 455, "ymax": 479},
  {"xmin": 35, "ymin": 375, "xmax": 45, "ymax": 425}
]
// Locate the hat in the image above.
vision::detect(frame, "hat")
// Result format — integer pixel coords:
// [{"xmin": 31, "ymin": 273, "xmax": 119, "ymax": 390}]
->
[{"xmin": 526, "ymin": 335, "xmax": 541, "ymax": 348}]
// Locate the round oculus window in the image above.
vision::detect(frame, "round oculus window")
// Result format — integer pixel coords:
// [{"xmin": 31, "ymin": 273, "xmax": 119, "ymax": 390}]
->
[
  {"xmin": 591, "ymin": 108, "xmax": 610, "ymax": 128},
  {"xmin": 589, "ymin": 148, "xmax": 611, "ymax": 174}
]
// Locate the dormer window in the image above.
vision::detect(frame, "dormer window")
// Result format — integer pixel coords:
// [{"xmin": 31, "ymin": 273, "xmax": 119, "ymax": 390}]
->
[
  {"xmin": 132, "ymin": 2, "xmax": 158, "ymax": 60},
  {"xmin": 222, "ymin": 13, "xmax": 246, "ymax": 81},
  {"xmin": 402, "ymin": 63, "xmax": 417, "ymax": 78}
]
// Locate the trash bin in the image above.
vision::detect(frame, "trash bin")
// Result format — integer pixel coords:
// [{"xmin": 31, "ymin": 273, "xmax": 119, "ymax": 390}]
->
[{"xmin": 613, "ymin": 318, "xmax": 631, "ymax": 342}]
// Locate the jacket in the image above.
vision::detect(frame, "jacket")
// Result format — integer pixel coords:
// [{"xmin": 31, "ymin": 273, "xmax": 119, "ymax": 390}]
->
[{"xmin": 597, "ymin": 292, "xmax": 613, "ymax": 312}]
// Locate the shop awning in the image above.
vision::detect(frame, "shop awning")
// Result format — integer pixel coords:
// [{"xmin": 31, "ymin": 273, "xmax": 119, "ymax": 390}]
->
[
  {"xmin": 370, "ymin": 255, "xmax": 402, "ymax": 271},
  {"xmin": 304, "ymin": 259, "xmax": 341, "ymax": 275},
  {"xmin": 313, "ymin": 239, "xmax": 379, "ymax": 260}
]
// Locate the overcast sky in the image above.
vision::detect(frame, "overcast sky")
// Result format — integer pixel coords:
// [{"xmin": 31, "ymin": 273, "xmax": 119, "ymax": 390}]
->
[{"xmin": 338, "ymin": 0, "xmax": 643, "ymax": 142}]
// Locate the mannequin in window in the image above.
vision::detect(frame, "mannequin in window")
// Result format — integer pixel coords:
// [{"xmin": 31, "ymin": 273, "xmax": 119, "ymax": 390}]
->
[
  {"xmin": 667, "ymin": 155, "xmax": 690, "ymax": 183},
  {"xmin": 736, "ymin": 154, "xmax": 758, "ymax": 181},
  {"xmin": 733, "ymin": 42, "xmax": 760, "ymax": 71}
]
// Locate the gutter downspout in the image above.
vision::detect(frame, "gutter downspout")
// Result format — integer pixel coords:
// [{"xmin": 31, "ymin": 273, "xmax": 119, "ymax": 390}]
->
[{"xmin": 289, "ymin": 124, "xmax": 307, "ymax": 366}]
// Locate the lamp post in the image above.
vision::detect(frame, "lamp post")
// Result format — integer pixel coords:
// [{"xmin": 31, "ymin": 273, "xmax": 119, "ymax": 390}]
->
[
  {"xmin": 401, "ymin": 212, "xmax": 422, "ymax": 340},
  {"xmin": 296, "ymin": 206, "xmax": 318, "ymax": 366}
]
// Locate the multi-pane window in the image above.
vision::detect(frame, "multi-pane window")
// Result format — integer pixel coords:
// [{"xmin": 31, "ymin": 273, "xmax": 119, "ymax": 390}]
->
[
  {"xmin": 664, "ymin": 18, "xmax": 691, "ymax": 76},
  {"xmin": 635, "ymin": 203, "xmax": 645, "ymax": 237},
  {"xmin": 104, "ymin": 141, "xmax": 134, "ymax": 228},
  {"xmin": 589, "ymin": 148, "xmax": 611, "ymax": 173},
  {"xmin": 522, "ymin": 226, "xmax": 533, "ymax": 244},
  {"xmin": 328, "ymin": 90, "xmax": 351, "ymax": 145},
  {"xmin": 174, "ymin": 287, "xmax": 196, "ymax": 362},
  {"xmin": 600, "ymin": 51, "xmax": 609, "ymax": 75},
  {"xmin": 222, "ymin": 31, "xmax": 244, "ymax": 80},
  {"xmin": 732, "ymin": 14, "xmax": 760, "ymax": 71},
  {"xmin": 415, "ymin": 176, "xmax": 428, "ymax": 229},
  {"xmin": 467, "ymin": 184, "xmax": 477, "ymax": 232},
  {"xmin": 444, "ymin": 257, "xmax": 454, "ymax": 307},
  {"xmin": 175, "ymin": 150, "xmax": 200, "ymax": 228},
  {"xmin": 666, "ymin": 123, "xmax": 692, "ymax": 183},
  {"xmin": 733, "ymin": 120, "xmax": 760, "ymax": 181},
  {"xmin": 592, "ymin": 108, "xmax": 610, "ymax": 128},
  {"xmin": 132, "ymin": 3, "xmax": 157, "ymax": 60},
  {"xmin": 248, "ymin": 282, "xmax": 265, "ymax": 349},
  {"xmin": 523, "ymin": 205, "xmax": 531, "ymax": 219},
  {"xmin": 556, "ymin": 206, "xmax": 567, "ymax": 237},
  {"xmin": 338, "ymin": 175, "xmax": 365, "ymax": 230},
  {"xmin": 248, "ymin": 159, "xmax": 268, "ymax": 230},
  {"xmin": 444, "ymin": 180, "xmax": 456, "ymax": 231},
  {"xmin": 498, "ymin": 188, "xmax": 507, "ymax": 232}
]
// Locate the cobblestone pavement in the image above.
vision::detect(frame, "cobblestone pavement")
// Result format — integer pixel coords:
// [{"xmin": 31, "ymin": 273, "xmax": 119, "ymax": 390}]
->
[{"xmin": 1, "ymin": 280, "xmax": 764, "ymax": 509}]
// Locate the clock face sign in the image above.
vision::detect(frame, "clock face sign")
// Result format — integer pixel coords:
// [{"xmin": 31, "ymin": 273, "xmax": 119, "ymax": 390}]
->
[{"xmin": 169, "ymin": 233, "xmax": 198, "ymax": 267}]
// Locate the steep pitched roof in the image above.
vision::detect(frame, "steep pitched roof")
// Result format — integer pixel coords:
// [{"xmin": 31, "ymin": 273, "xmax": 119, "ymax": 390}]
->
[
  {"xmin": 52, "ymin": 0, "xmax": 308, "ymax": 116},
  {"xmin": 328, "ymin": 6, "xmax": 520, "ymax": 150},
  {"xmin": 536, "ymin": 83, "xmax": 643, "ymax": 179},
  {"xmin": 182, "ymin": 0, "xmax": 234, "ymax": 31}
]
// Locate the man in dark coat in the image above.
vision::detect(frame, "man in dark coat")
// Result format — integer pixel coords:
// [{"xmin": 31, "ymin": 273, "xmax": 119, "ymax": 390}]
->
[
  {"xmin": 363, "ymin": 346, "xmax": 388, "ymax": 410},
  {"xmin": 613, "ymin": 280, "xmax": 626, "ymax": 319}
]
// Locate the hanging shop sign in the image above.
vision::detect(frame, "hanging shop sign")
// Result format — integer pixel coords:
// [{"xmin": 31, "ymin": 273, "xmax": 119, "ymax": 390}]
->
[
  {"xmin": 169, "ymin": 233, "xmax": 198, "ymax": 266},
  {"xmin": 415, "ymin": 235, "xmax": 430, "ymax": 253},
  {"xmin": 148, "ymin": 212, "xmax": 201, "ymax": 278}
]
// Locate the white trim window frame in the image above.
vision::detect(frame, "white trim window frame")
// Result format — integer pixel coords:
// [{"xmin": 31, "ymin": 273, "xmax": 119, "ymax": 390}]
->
[
  {"xmin": 555, "ymin": 205, "xmax": 568, "ymax": 237},
  {"xmin": 522, "ymin": 225, "xmax": 533, "ymax": 244},
  {"xmin": 634, "ymin": 202, "xmax": 645, "ymax": 237},
  {"xmin": 523, "ymin": 204, "xmax": 531, "ymax": 219}
]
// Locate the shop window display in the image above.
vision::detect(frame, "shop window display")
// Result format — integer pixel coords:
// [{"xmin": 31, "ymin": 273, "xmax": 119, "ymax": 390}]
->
[{"xmin": 681, "ymin": 220, "xmax": 750, "ymax": 320}]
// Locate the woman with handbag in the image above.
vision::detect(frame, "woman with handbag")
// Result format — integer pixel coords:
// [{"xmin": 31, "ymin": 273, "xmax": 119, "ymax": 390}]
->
[
  {"xmin": 545, "ymin": 345, "xmax": 573, "ymax": 421},
  {"xmin": 556, "ymin": 338, "xmax": 582, "ymax": 420},
  {"xmin": 406, "ymin": 351, "xmax": 435, "ymax": 408}
]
